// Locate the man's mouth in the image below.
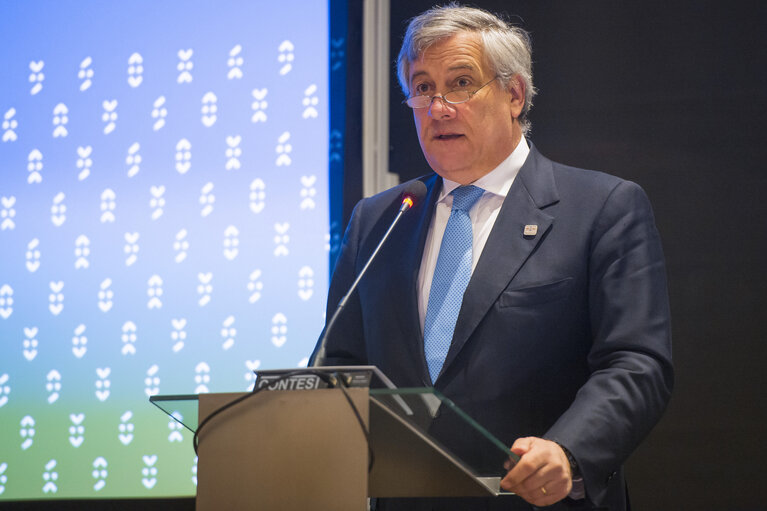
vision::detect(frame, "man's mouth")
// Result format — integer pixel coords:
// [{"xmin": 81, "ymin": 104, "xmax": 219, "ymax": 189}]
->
[{"xmin": 435, "ymin": 133, "xmax": 463, "ymax": 140}]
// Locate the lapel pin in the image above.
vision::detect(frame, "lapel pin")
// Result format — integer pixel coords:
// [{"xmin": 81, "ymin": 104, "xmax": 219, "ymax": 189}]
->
[{"xmin": 523, "ymin": 224, "xmax": 538, "ymax": 237}]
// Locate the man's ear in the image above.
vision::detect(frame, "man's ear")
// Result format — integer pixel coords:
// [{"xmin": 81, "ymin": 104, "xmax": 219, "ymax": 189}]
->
[{"xmin": 508, "ymin": 75, "xmax": 525, "ymax": 119}]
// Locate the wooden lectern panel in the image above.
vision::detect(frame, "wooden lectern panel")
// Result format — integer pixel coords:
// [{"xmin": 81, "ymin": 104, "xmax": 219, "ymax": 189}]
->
[{"xmin": 197, "ymin": 389, "xmax": 369, "ymax": 511}]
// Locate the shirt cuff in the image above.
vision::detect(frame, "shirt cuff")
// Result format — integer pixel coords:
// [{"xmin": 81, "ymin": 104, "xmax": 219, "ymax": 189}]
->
[{"xmin": 568, "ymin": 476, "xmax": 586, "ymax": 500}]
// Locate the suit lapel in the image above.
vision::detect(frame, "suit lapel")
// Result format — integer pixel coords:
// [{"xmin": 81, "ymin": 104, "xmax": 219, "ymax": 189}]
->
[
  {"xmin": 439, "ymin": 146, "xmax": 559, "ymax": 381},
  {"xmin": 390, "ymin": 174, "xmax": 442, "ymax": 385}
]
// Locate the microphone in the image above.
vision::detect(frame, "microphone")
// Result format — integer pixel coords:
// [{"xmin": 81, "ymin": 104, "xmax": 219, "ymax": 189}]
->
[{"xmin": 311, "ymin": 180, "xmax": 427, "ymax": 366}]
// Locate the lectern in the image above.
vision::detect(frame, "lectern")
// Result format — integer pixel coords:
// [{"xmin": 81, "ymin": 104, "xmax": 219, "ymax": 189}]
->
[{"xmin": 151, "ymin": 368, "xmax": 514, "ymax": 510}]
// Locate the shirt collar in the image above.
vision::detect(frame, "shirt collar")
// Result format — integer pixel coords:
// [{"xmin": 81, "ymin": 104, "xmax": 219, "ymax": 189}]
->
[{"xmin": 438, "ymin": 137, "xmax": 530, "ymax": 201}]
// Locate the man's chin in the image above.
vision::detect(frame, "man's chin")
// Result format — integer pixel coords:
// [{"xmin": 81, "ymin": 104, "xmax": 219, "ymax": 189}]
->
[{"xmin": 425, "ymin": 151, "xmax": 467, "ymax": 173}]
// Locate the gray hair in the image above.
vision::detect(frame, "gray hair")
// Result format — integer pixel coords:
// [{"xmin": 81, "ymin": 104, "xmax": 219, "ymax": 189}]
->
[{"xmin": 397, "ymin": 4, "xmax": 537, "ymax": 134}]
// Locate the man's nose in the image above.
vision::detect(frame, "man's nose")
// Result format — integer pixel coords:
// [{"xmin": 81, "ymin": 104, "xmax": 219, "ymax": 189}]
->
[{"xmin": 428, "ymin": 96, "xmax": 457, "ymax": 119}]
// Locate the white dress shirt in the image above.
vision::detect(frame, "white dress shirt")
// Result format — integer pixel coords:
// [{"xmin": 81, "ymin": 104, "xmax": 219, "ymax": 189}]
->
[{"xmin": 417, "ymin": 137, "xmax": 530, "ymax": 333}]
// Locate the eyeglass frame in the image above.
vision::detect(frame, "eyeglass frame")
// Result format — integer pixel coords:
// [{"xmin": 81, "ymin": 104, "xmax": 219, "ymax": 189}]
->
[{"xmin": 403, "ymin": 76, "xmax": 500, "ymax": 109}]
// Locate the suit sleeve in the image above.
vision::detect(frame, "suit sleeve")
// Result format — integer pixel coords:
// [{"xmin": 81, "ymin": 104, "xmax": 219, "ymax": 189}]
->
[
  {"xmin": 544, "ymin": 180, "xmax": 674, "ymax": 504},
  {"xmin": 309, "ymin": 199, "xmax": 369, "ymax": 366}
]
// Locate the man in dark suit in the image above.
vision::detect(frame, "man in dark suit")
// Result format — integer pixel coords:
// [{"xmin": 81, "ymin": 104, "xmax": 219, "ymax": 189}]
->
[{"xmin": 311, "ymin": 5, "xmax": 673, "ymax": 510}]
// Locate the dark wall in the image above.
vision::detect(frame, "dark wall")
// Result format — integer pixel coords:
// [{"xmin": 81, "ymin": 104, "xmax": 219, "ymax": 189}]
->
[{"xmin": 390, "ymin": 1, "xmax": 767, "ymax": 510}]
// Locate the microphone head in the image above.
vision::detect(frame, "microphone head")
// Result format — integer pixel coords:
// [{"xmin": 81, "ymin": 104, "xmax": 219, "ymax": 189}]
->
[{"xmin": 400, "ymin": 180, "xmax": 427, "ymax": 210}]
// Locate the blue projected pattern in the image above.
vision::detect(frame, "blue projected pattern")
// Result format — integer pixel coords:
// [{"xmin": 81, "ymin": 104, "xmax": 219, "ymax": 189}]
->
[{"xmin": 0, "ymin": 1, "xmax": 328, "ymax": 499}]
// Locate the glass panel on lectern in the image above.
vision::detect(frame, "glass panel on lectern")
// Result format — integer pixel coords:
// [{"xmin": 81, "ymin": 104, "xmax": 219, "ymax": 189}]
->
[
  {"xmin": 150, "ymin": 381, "xmax": 516, "ymax": 479},
  {"xmin": 150, "ymin": 394, "xmax": 199, "ymax": 431},
  {"xmin": 370, "ymin": 388, "xmax": 514, "ymax": 477}
]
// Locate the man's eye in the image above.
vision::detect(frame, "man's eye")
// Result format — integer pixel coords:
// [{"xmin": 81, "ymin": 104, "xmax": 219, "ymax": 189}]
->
[
  {"xmin": 455, "ymin": 78, "xmax": 471, "ymax": 89},
  {"xmin": 414, "ymin": 83, "xmax": 431, "ymax": 94}
]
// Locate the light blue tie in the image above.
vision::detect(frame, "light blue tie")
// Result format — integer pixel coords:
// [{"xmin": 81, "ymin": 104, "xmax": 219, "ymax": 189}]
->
[{"xmin": 423, "ymin": 185, "xmax": 485, "ymax": 384}]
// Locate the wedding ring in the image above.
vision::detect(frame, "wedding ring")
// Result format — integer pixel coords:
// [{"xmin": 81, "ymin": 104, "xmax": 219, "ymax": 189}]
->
[{"xmin": 540, "ymin": 486, "xmax": 547, "ymax": 495}]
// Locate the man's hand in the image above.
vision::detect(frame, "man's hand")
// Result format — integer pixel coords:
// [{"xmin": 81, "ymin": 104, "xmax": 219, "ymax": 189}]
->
[{"xmin": 500, "ymin": 437, "xmax": 573, "ymax": 506}]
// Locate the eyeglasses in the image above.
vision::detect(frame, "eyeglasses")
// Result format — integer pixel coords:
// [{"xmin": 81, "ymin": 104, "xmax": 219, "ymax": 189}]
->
[{"xmin": 404, "ymin": 76, "xmax": 499, "ymax": 109}]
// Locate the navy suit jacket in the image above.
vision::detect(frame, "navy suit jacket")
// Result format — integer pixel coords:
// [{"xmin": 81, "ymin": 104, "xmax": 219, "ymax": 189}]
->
[{"xmin": 313, "ymin": 145, "xmax": 673, "ymax": 510}]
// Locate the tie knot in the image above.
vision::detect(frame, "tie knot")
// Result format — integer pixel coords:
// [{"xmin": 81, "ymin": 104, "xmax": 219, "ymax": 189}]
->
[{"xmin": 451, "ymin": 185, "xmax": 484, "ymax": 212}]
